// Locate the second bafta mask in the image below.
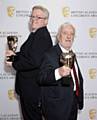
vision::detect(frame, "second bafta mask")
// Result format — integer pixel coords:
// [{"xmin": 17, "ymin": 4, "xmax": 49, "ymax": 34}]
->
[
  {"xmin": 60, "ymin": 50, "xmax": 75, "ymax": 68},
  {"xmin": 6, "ymin": 36, "xmax": 18, "ymax": 61}
]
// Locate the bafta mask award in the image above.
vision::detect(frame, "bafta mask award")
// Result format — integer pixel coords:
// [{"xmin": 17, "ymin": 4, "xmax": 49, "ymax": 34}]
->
[
  {"xmin": 60, "ymin": 50, "xmax": 75, "ymax": 86},
  {"xmin": 60, "ymin": 50, "xmax": 75, "ymax": 69},
  {"xmin": 6, "ymin": 35, "xmax": 18, "ymax": 61}
]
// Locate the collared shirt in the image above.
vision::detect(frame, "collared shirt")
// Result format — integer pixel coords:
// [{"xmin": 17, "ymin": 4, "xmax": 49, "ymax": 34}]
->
[{"xmin": 55, "ymin": 43, "xmax": 79, "ymax": 91}]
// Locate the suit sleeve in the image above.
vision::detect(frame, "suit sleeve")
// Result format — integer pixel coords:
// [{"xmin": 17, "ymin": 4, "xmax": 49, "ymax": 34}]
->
[
  {"xmin": 39, "ymin": 53, "xmax": 58, "ymax": 85},
  {"xmin": 12, "ymin": 30, "xmax": 52, "ymax": 71},
  {"xmin": 78, "ymin": 65, "xmax": 84, "ymax": 110}
]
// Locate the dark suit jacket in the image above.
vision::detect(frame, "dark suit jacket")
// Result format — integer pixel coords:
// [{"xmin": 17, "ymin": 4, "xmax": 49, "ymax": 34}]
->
[
  {"xmin": 39, "ymin": 44, "xmax": 84, "ymax": 119},
  {"xmin": 12, "ymin": 26, "xmax": 53, "ymax": 103}
]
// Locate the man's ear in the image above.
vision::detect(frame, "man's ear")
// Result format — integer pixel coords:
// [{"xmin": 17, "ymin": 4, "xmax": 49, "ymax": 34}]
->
[{"xmin": 44, "ymin": 19, "xmax": 48, "ymax": 25}]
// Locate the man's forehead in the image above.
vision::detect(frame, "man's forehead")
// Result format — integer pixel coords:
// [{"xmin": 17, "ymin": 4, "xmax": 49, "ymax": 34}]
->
[
  {"xmin": 61, "ymin": 25, "xmax": 74, "ymax": 32},
  {"xmin": 32, "ymin": 9, "xmax": 44, "ymax": 15}
]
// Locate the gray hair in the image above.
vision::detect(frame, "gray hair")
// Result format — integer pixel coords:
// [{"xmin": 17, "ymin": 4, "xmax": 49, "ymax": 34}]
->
[
  {"xmin": 32, "ymin": 5, "xmax": 49, "ymax": 19},
  {"xmin": 56, "ymin": 22, "xmax": 75, "ymax": 41}
]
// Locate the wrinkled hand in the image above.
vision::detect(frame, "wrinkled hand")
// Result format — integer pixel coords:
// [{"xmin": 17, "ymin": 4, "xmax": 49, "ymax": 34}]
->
[
  {"xmin": 6, "ymin": 50, "xmax": 15, "ymax": 57},
  {"xmin": 5, "ymin": 50, "xmax": 15, "ymax": 67},
  {"xmin": 58, "ymin": 65, "xmax": 71, "ymax": 77},
  {"xmin": 5, "ymin": 61, "xmax": 12, "ymax": 67}
]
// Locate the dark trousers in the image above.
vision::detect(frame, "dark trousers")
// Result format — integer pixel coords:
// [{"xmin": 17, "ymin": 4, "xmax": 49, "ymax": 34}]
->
[
  {"xmin": 68, "ymin": 92, "xmax": 78, "ymax": 120},
  {"xmin": 20, "ymin": 96, "xmax": 42, "ymax": 120},
  {"xmin": 42, "ymin": 92, "xmax": 78, "ymax": 120}
]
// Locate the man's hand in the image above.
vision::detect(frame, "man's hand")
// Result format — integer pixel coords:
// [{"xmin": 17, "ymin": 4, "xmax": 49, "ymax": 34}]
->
[
  {"xmin": 58, "ymin": 65, "xmax": 71, "ymax": 77},
  {"xmin": 5, "ymin": 50, "xmax": 15, "ymax": 67},
  {"xmin": 5, "ymin": 61, "xmax": 12, "ymax": 67},
  {"xmin": 6, "ymin": 50, "xmax": 15, "ymax": 57}
]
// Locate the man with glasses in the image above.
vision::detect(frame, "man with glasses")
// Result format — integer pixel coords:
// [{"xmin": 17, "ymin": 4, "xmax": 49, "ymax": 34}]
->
[{"xmin": 6, "ymin": 5, "xmax": 53, "ymax": 120}]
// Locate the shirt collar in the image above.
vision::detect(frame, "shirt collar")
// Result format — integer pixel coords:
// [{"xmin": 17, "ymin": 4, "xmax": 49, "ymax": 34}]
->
[{"xmin": 58, "ymin": 43, "xmax": 71, "ymax": 53}]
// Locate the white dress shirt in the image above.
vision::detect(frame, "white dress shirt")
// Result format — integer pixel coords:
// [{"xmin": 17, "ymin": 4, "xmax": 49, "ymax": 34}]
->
[{"xmin": 55, "ymin": 43, "xmax": 79, "ymax": 91}]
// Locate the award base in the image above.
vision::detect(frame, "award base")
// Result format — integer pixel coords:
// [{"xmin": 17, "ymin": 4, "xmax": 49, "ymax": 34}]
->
[
  {"xmin": 61, "ymin": 75, "xmax": 72, "ymax": 86},
  {"xmin": 6, "ymin": 55, "xmax": 14, "ymax": 62}
]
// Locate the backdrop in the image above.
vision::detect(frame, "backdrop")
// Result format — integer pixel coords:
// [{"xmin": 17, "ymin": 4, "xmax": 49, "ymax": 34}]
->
[{"xmin": 0, "ymin": 0, "xmax": 97, "ymax": 119}]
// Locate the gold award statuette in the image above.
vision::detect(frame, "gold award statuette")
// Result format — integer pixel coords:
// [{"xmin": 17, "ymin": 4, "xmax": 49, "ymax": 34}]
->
[
  {"xmin": 7, "ymin": 36, "xmax": 18, "ymax": 62},
  {"xmin": 60, "ymin": 50, "xmax": 75, "ymax": 85},
  {"xmin": 60, "ymin": 50, "xmax": 75, "ymax": 69}
]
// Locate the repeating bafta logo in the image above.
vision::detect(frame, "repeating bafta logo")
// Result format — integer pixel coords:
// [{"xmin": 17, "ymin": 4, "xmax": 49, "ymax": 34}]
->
[
  {"xmin": 8, "ymin": 89, "xmax": 16, "ymax": 100},
  {"xmin": 88, "ymin": 68, "xmax": 97, "ymax": 79},
  {"xmin": 89, "ymin": 109, "xmax": 97, "ymax": 120},
  {"xmin": 62, "ymin": 7, "xmax": 70, "ymax": 17},
  {"xmin": 7, "ymin": 6, "xmax": 15, "ymax": 17},
  {"xmin": 89, "ymin": 27, "xmax": 97, "ymax": 38}
]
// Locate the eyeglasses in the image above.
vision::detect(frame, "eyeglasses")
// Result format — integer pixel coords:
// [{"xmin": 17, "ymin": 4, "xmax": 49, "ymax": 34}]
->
[{"xmin": 30, "ymin": 15, "xmax": 46, "ymax": 20}]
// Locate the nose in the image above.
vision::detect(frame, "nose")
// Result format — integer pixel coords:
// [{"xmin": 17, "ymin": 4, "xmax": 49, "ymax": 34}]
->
[{"xmin": 67, "ymin": 34, "xmax": 71, "ymax": 39}]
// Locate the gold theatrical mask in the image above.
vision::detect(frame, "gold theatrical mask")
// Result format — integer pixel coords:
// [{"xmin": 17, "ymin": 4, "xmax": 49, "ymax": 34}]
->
[
  {"xmin": 6, "ymin": 36, "xmax": 18, "ymax": 61},
  {"xmin": 89, "ymin": 109, "xmax": 97, "ymax": 120},
  {"xmin": 60, "ymin": 50, "xmax": 75, "ymax": 86},
  {"xmin": 60, "ymin": 50, "xmax": 75, "ymax": 69}
]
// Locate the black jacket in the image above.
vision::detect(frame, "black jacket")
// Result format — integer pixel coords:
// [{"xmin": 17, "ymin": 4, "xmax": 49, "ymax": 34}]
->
[
  {"xmin": 39, "ymin": 44, "xmax": 84, "ymax": 119},
  {"xmin": 12, "ymin": 26, "xmax": 53, "ymax": 103}
]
